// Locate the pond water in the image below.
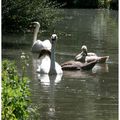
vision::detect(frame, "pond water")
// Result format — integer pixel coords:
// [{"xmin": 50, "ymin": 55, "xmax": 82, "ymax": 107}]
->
[{"xmin": 2, "ymin": 9, "xmax": 118, "ymax": 120}]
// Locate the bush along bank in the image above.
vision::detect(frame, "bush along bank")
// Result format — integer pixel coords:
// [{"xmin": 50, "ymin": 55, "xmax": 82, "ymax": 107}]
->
[
  {"xmin": 2, "ymin": 0, "xmax": 62, "ymax": 33},
  {"xmin": 2, "ymin": 56, "xmax": 31, "ymax": 120}
]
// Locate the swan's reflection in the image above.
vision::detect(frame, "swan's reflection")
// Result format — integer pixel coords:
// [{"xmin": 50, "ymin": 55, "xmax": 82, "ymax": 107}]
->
[
  {"xmin": 63, "ymin": 70, "xmax": 93, "ymax": 78},
  {"xmin": 63, "ymin": 63, "xmax": 109, "ymax": 78},
  {"xmin": 92, "ymin": 63, "xmax": 109, "ymax": 73},
  {"xmin": 37, "ymin": 74, "xmax": 63, "ymax": 86},
  {"xmin": 36, "ymin": 74, "xmax": 63, "ymax": 118}
]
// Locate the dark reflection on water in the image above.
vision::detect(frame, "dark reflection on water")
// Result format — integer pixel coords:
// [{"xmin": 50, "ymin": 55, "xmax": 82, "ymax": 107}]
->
[{"xmin": 2, "ymin": 9, "xmax": 118, "ymax": 120}]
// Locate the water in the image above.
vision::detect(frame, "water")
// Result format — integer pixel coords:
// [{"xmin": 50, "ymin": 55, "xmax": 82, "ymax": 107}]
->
[{"xmin": 2, "ymin": 9, "xmax": 118, "ymax": 120}]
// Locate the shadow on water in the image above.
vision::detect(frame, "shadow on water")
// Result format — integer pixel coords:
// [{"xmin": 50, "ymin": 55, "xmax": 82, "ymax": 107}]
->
[
  {"xmin": 2, "ymin": 42, "xmax": 30, "ymax": 49},
  {"xmin": 63, "ymin": 63, "xmax": 109, "ymax": 78}
]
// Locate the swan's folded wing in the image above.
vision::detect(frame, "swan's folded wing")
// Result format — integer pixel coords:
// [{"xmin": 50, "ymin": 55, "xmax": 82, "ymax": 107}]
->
[
  {"xmin": 61, "ymin": 61, "xmax": 81, "ymax": 70},
  {"xmin": 32, "ymin": 40, "xmax": 43, "ymax": 53},
  {"xmin": 80, "ymin": 60, "xmax": 97, "ymax": 70},
  {"xmin": 32, "ymin": 39, "xmax": 52, "ymax": 53},
  {"xmin": 42, "ymin": 40, "xmax": 51, "ymax": 51},
  {"xmin": 61, "ymin": 60, "xmax": 97, "ymax": 71}
]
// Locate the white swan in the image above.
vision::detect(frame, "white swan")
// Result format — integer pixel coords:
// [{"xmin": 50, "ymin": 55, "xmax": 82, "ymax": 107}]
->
[
  {"xmin": 37, "ymin": 34, "xmax": 63, "ymax": 74},
  {"xmin": 31, "ymin": 22, "xmax": 51, "ymax": 53}
]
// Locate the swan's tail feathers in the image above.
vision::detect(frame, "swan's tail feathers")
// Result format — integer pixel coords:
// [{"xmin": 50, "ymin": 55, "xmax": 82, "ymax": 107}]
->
[{"xmin": 97, "ymin": 56, "xmax": 109, "ymax": 63}]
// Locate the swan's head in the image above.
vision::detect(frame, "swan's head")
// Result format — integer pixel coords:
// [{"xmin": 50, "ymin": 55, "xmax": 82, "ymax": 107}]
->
[
  {"xmin": 81, "ymin": 45, "xmax": 87, "ymax": 52},
  {"xmin": 51, "ymin": 34, "xmax": 58, "ymax": 41},
  {"xmin": 32, "ymin": 21, "xmax": 40, "ymax": 28},
  {"xmin": 30, "ymin": 22, "xmax": 40, "ymax": 32}
]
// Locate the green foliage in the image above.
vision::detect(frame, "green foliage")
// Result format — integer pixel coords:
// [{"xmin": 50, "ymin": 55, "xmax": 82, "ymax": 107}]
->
[
  {"xmin": 2, "ymin": 59, "xmax": 30, "ymax": 120},
  {"xmin": 54, "ymin": 0, "xmax": 98, "ymax": 8},
  {"xmin": 53, "ymin": 0, "xmax": 118, "ymax": 9},
  {"xmin": 98, "ymin": 0, "xmax": 111, "ymax": 8},
  {"xmin": 2, "ymin": 0, "xmax": 61, "ymax": 32}
]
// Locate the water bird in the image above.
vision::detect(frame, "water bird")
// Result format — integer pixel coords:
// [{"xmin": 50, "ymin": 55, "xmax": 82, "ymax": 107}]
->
[
  {"xmin": 61, "ymin": 60, "xmax": 97, "ymax": 71},
  {"xmin": 31, "ymin": 22, "xmax": 51, "ymax": 53},
  {"xmin": 37, "ymin": 34, "xmax": 63, "ymax": 74},
  {"xmin": 75, "ymin": 45, "xmax": 109, "ymax": 63}
]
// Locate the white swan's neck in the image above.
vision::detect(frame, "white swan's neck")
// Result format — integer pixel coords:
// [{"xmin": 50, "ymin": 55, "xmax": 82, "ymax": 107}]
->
[
  {"xmin": 49, "ymin": 41, "xmax": 57, "ymax": 74},
  {"xmin": 33, "ymin": 25, "xmax": 39, "ymax": 43}
]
